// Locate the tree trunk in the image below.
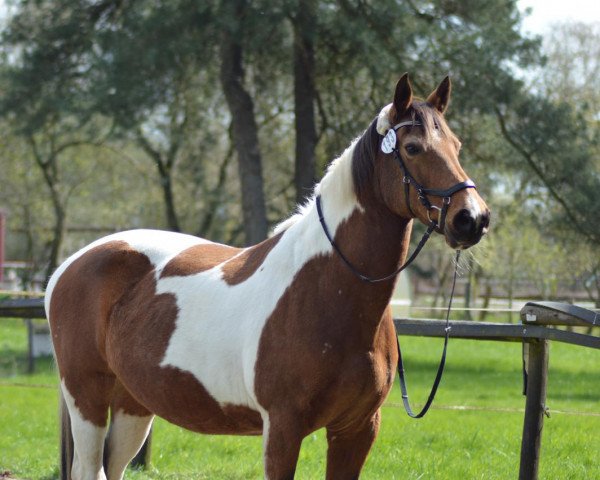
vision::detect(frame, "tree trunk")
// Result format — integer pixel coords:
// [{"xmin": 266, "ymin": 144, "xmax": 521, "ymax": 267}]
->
[
  {"xmin": 46, "ymin": 187, "xmax": 66, "ymax": 284},
  {"xmin": 27, "ymin": 136, "xmax": 67, "ymax": 286},
  {"xmin": 478, "ymin": 280, "xmax": 492, "ymax": 322},
  {"xmin": 158, "ymin": 164, "xmax": 181, "ymax": 233},
  {"xmin": 219, "ymin": 0, "xmax": 268, "ymax": 245},
  {"xmin": 136, "ymin": 133, "xmax": 181, "ymax": 232},
  {"xmin": 292, "ymin": 0, "xmax": 318, "ymax": 205},
  {"xmin": 507, "ymin": 275, "xmax": 515, "ymax": 324},
  {"xmin": 20, "ymin": 203, "xmax": 37, "ymax": 290}
]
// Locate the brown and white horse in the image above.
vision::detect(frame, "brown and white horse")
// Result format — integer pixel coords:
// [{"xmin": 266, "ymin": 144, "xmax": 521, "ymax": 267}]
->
[{"xmin": 46, "ymin": 74, "xmax": 489, "ymax": 480}]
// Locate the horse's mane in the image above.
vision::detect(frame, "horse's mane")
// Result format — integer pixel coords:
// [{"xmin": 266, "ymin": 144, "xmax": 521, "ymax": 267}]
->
[{"xmin": 351, "ymin": 117, "xmax": 380, "ymax": 199}]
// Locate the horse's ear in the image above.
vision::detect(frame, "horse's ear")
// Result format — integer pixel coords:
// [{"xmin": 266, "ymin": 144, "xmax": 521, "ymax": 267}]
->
[
  {"xmin": 426, "ymin": 76, "xmax": 452, "ymax": 114},
  {"xmin": 391, "ymin": 73, "xmax": 413, "ymax": 122}
]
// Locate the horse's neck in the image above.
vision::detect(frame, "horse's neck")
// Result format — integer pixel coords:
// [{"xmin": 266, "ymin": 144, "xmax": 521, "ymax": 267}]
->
[
  {"xmin": 320, "ymin": 201, "xmax": 412, "ymax": 348},
  {"xmin": 316, "ymin": 139, "xmax": 413, "ymax": 290},
  {"xmin": 308, "ymin": 149, "xmax": 412, "ymax": 342},
  {"xmin": 330, "ymin": 198, "xmax": 412, "ymax": 290}
]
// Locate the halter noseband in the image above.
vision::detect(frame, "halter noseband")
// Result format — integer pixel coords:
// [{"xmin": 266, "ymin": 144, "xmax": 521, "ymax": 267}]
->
[{"xmin": 389, "ymin": 120, "xmax": 476, "ymax": 234}]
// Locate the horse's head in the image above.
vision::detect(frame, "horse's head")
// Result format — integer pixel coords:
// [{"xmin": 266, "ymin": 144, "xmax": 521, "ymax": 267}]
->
[{"xmin": 371, "ymin": 74, "xmax": 490, "ymax": 249}]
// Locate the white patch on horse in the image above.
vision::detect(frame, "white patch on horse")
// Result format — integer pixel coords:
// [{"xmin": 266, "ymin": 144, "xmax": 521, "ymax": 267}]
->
[
  {"xmin": 275, "ymin": 138, "xmax": 363, "ymax": 234},
  {"xmin": 61, "ymin": 380, "xmax": 108, "ymax": 480},
  {"xmin": 158, "ymin": 141, "xmax": 363, "ymax": 412},
  {"xmin": 466, "ymin": 191, "xmax": 483, "ymax": 224},
  {"xmin": 106, "ymin": 411, "xmax": 154, "ymax": 480},
  {"xmin": 156, "ymin": 227, "xmax": 321, "ymax": 411},
  {"xmin": 115, "ymin": 229, "xmax": 207, "ymax": 274}
]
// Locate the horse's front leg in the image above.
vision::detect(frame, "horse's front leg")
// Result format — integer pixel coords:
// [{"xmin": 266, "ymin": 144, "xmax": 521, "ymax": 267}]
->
[
  {"xmin": 325, "ymin": 409, "xmax": 381, "ymax": 480},
  {"xmin": 262, "ymin": 410, "xmax": 305, "ymax": 480}
]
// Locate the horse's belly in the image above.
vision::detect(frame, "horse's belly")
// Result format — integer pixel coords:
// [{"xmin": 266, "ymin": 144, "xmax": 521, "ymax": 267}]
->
[
  {"xmin": 145, "ymin": 368, "xmax": 263, "ymax": 435},
  {"xmin": 110, "ymin": 342, "xmax": 263, "ymax": 435}
]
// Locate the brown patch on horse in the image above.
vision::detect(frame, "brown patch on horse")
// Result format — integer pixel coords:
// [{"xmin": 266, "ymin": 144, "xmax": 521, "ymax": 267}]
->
[
  {"xmin": 105, "ymin": 270, "xmax": 263, "ymax": 434},
  {"xmin": 160, "ymin": 243, "xmax": 240, "ymax": 278},
  {"xmin": 222, "ymin": 404, "xmax": 264, "ymax": 433},
  {"xmin": 221, "ymin": 232, "xmax": 284, "ymax": 286},
  {"xmin": 110, "ymin": 380, "xmax": 152, "ymax": 417},
  {"xmin": 49, "ymin": 241, "xmax": 155, "ymax": 426},
  {"xmin": 254, "ymin": 207, "xmax": 408, "ymax": 433}
]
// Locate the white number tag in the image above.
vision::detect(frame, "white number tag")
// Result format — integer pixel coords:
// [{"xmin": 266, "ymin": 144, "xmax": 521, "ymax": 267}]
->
[{"xmin": 381, "ymin": 129, "xmax": 397, "ymax": 154}]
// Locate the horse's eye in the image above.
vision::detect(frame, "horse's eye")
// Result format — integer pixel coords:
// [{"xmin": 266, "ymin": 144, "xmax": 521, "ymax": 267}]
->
[{"xmin": 405, "ymin": 143, "xmax": 421, "ymax": 156}]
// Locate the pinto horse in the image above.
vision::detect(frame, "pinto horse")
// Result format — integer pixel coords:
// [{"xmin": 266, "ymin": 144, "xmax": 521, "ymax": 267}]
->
[{"xmin": 46, "ymin": 74, "xmax": 490, "ymax": 480}]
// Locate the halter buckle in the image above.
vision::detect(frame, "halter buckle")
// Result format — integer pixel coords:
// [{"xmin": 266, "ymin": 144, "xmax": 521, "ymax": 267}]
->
[{"xmin": 403, "ymin": 176, "xmax": 411, "ymax": 184}]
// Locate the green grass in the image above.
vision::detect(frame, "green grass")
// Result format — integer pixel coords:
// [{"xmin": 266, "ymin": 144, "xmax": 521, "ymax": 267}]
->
[{"xmin": 1, "ymin": 318, "xmax": 599, "ymax": 479}]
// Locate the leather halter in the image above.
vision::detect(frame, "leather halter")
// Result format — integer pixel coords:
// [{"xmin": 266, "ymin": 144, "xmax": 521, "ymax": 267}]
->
[
  {"xmin": 391, "ymin": 120, "xmax": 476, "ymax": 234},
  {"xmin": 315, "ymin": 120, "xmax": 477, "ymax": 284}
]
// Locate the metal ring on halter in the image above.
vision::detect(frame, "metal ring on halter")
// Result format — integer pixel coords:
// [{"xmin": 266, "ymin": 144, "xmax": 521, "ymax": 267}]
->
[
  {"xmin": 427, "ymin": 197, "xmax": 452, "ymax": 232},
  {"xmin": 427, "ymin": 205, "xmax": 442, "ymax": 226}
]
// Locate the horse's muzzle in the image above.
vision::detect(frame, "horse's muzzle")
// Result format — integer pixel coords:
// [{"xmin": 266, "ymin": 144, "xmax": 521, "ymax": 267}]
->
[{"xmin": 446, "ymin": 208, "xmax": 490, "ymax": 249}]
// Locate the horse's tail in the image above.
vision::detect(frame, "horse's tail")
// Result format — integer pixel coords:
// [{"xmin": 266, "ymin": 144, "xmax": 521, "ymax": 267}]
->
[{"xmin": 59, "ymin": 389, "xmax": 74, "ymax": 480}]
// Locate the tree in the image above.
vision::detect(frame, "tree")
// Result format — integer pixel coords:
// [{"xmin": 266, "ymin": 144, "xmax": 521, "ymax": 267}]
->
[
  {"xmin": 291, "ymin": 0, "xmax": 318, "ymax": 205},
  {"xmin": 9, "ymin": 0, "xmax": 591, "ymax": 304},
  {"xmin": 1, "ymin": 1, "xmax": 235, "ymax": 239},
  {"xmin": 219, "ymin": 0, "xmax": 269, "ymax": 244}
]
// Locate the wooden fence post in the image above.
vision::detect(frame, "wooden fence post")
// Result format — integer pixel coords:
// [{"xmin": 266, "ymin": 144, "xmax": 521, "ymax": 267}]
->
[
  {"xmin": 519, "ymin": 339, "xmax": 549, "ymax": 480},
  {"xmin": 26, "ymin": 318, "xmax": 35, "ymax": 373}
]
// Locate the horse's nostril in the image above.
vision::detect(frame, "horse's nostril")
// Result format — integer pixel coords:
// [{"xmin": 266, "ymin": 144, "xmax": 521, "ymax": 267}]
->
[
  {"xmin": 453, "ymin": 209, "xmax": 475, "ymax": 234},
  {"xmin": 480, "ymin": 210, "xmax": 490, "ymax": 230}
]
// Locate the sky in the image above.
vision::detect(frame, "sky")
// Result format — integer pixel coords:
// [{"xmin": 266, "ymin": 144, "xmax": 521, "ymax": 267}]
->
[
  {"xmin": 0, "ymin": 1, "xmax": 598, "ymax": 33},
  {"xmin": 518, "ymin": 0, "xmax": 600, "ymax": 34}
]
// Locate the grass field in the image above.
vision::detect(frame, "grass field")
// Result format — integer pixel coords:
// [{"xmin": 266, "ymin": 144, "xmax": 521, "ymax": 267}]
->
[{"xmin": 1, "ymin": 317, "xmax": 599, "ymax": 479}]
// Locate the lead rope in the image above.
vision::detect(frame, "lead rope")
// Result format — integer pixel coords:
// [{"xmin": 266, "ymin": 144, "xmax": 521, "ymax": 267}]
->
[{"xmin": 396, "ymin": 249, "xmax": 461, "ymax": 418}]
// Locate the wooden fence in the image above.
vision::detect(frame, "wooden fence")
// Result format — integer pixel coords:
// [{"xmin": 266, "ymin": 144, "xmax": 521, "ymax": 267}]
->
[
  {"xmin": 1, "ymin": 298, "xmax": 599, "ymax": 480},
  {"xmin": 395, "ymin": 302, "xmax": 600, "ymax": 480}
]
